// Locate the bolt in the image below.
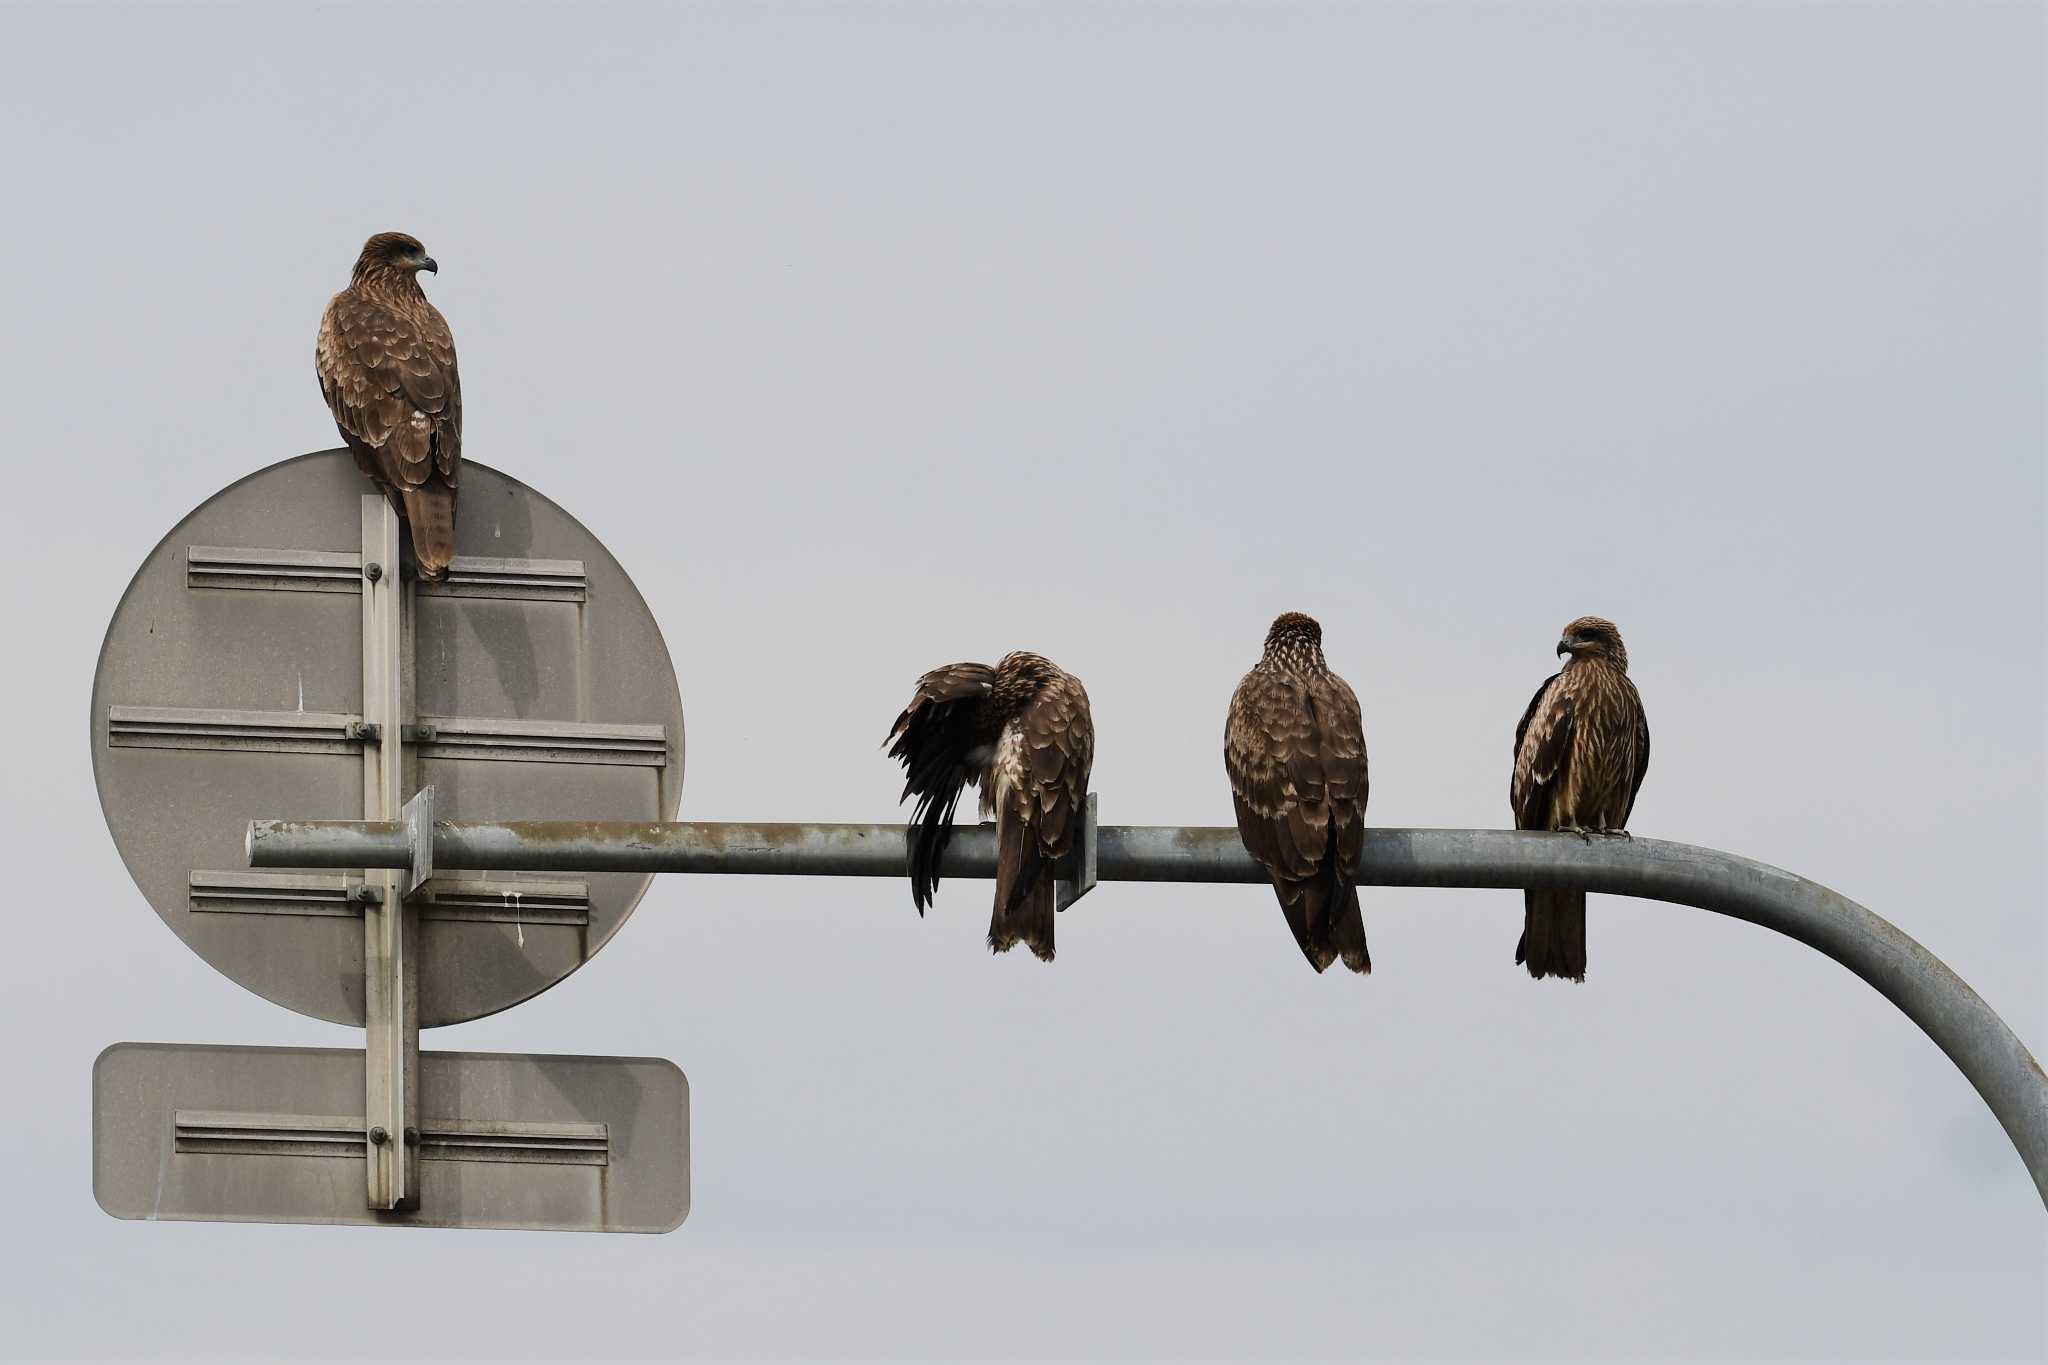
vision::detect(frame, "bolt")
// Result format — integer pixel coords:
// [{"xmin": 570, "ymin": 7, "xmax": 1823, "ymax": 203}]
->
[
  {"xmin": 368, "ymin": 1126, "xmax": 389, "ymax": 1146},
  {"xmin": 364, "ymin": 561, "xmax": 383, "ymax": 582},
  {"xmin": 403, "ymin": 1127, "xmax": 420, "ymax": 1147}
]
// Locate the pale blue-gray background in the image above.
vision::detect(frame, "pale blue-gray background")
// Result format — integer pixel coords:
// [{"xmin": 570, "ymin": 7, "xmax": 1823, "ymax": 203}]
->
[{"xmin": 1, "ymin": 2, "xmax": 2040, "ymax": 1359}]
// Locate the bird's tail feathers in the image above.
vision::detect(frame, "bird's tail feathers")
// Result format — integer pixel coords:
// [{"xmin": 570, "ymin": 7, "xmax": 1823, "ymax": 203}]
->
[
  {"xmin": 1277, "ymin": 820, "xmax": 1368, "ymax": 975},
  {"xmin": 1517, "ymin": 889, "xmax": 1587, "ymax": 982},
  {"xmin": 1277, "ymin": 884, "xmax": 1336, "ymax": 973},
  {"xmin": 401, "ymin": 485, "xmax": 455, "ymax": 582},
  {"xmin": 990, "ymin": 817, "xmax": 1054, "ymax": 962},
  {"xmin": 1329, "ymin": 880, "xmax": 1370, "ymax": 975}
]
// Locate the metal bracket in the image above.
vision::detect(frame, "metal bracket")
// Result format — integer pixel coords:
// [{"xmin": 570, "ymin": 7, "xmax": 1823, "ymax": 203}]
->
[
  {"xmin": 359, "ymin": 495, "xmax": 417, "ymax": 1211},
  {"xmin": 1056, "ymin": 792, "xmax": 1098, "ymax": 912},
  {"xmin": 402, "ymin": 786, "xmax": 434, "ymax": 897}
]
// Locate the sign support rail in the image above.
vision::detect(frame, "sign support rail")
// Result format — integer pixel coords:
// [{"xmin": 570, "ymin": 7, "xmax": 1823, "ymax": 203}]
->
[{"xmin": 358, "ymin": 496, "xmax": 418, "ymax": 1211}]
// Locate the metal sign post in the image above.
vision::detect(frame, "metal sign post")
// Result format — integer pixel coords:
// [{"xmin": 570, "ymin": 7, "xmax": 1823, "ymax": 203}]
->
[
  {"xmin": 244, "ymin": 814, "xmax": 2048, "ymax": 1211},
  {"xmin": 358, "ymin": 496, "xmax": 417, "ymax": 1210}
]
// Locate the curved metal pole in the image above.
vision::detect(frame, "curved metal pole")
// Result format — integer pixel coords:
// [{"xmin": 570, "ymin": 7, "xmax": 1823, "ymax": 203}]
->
[{"xmin": 248, "ymin": 818, "xmax": 2048, "ymax": 1206}]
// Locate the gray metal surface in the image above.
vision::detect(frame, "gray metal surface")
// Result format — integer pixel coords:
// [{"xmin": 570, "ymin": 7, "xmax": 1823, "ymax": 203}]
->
[
  {"xmin": 91, "ymin": 449, "xmax": 686, "ymax": 1027},
  {"xmin": 358, "ymin": 495, "xmax": 416, "ymax": 1208},
  {"xmin": 93, "ymin": 1042, "xmax": 689, "ymax": 1233},
  {"xmin": 249, "ymin": 815, "xmax": 2048, "ymax": 1206}
]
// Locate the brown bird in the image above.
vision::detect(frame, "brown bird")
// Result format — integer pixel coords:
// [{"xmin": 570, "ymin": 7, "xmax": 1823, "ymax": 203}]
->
[
  {"xmin": 886, "ymin": 652, "xmax": 1094, "ymax": 962},
  {"xmin": 1225, "ymin": 612, "xmax": 1371, "ymax": 973},
  {"xmin": 1510, "ymin": 615, "xmax": 1651, "ymax": 981},
  {"xmin": 316, "ymin": 231, "xmax": 462, "ymax": 581}
]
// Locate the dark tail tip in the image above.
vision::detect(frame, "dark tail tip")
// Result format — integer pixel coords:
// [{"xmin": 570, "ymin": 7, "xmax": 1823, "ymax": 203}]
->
[
  {"xmin": 990, "ymin": 876, "xmax": 1056, "ymax": 963},
  {"xmin": 1519, "ymin": 890, "xmax": 1588, "ymax": 982},
  {"xmin": 1331, "ymin": 884, "xmax": 1370, "ymax": 975}
]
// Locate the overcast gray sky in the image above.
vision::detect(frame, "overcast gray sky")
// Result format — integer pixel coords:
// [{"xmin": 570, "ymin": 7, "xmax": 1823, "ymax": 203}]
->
[{"xmin": 1, "ymin": 1, "xmax": 2041, "ymax": 1359}]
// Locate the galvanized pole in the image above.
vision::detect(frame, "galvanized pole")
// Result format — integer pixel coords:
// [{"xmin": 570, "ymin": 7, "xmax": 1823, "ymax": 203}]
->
[{"xmin": 248, "ymin": 815, "xmax": 2048, "ymax": 1208}]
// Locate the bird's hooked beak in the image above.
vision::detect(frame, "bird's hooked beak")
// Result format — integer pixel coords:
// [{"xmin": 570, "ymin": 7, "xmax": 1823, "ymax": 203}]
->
[
  {"xmin": 1556, "ymin": 638, "xmax": 1575, "ymax": 658},
  {"xmin": 417, "ymin": 256, "xmax": 438, "ymax": 274}
]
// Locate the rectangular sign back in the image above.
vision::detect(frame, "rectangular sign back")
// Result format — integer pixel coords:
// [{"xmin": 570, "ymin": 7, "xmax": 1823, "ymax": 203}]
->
[{"xmin": 94, "ymin": 1042, "xmax": 688, "ymax": 1233}]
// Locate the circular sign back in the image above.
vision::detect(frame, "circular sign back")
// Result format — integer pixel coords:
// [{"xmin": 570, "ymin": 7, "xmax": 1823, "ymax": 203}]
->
[{"xmin": 92, "ymin": 451, "xmax": 685, "ymax": 1027}]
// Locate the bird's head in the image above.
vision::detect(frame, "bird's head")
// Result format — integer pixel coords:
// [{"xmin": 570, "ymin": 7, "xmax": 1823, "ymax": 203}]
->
[
  {"xmin": 1557, "ymin": 616, "xmax": 1628, "ymax": 670},
  {"xmin": 1263, "ymin": 612, "xmax": 1326, "ymax": 668},
  {"xmin": 353, "ymin": 231, "xmax": 437, "ymax": 284},
  {"xmin": 992, "ymin": 651, "xmax": 1059, "ymax": 709}
]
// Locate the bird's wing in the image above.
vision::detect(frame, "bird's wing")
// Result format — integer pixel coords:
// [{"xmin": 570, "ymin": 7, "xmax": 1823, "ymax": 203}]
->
[
  {"xmin": 1017, "ymin": 669, "xmax": 1093, "ymax": 860},
  {"xmin": 1309, "ymin": 669, "xmax": 1369, "ymax": 872},
  {"xmin": 1622, "ymin": 675, "xmax": 1650, "ymax": 823},
  {"xmin": 885, "ymin": 663, "xmax": 997, "ymax": 912},
  {"xmin": 1511, "ymin": 671, "xmax": 1572, "ymax": 831},
  {"xmin": 417, "ymin": 302, "xmax": 461, "ymax": 481},
  {"xmin": 316, "ymin": 290, "xmax": 458, "ymax": 491},
  {"xmin": 1225, "ymin": 669, "xmax": 1325, "ymax": 881}
]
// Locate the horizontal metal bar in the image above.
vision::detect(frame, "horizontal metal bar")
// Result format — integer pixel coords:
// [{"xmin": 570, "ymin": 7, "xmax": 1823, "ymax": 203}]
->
[
  {"xmin": 416, "ymin": 878, "xmax": 591, "ymax": 926},
  {"xmin": 187, "ymin": 545, "xmax": 588, "ymax": 601},
  {"xmin": 188, "ymin": 871, "xmax": 590, "ymax": 925},
  {"xmin": 413, "ymin": 715, "xmax": 668, "ymax": 767},
  {"xmin": 422, "ymin": 555, "xmax": 588, "ymax": 603},
  {"xmin": 246, "ymin": 815, "xmax": 2048, "ymax": 1207},
  {"xmin": 107, "ymin": 705, "xmax": 664, "ymax": 766},
  {"xmin": 110, "ymin": 705, "xmax": 362, "ymax": 754},
  {"xmin": 173, "ymin": 1110, "xmax": 608, "ymax": 1165},
  {"xmin": 187, "ymin": 545, "xmax": 360, "ymax": 592}
]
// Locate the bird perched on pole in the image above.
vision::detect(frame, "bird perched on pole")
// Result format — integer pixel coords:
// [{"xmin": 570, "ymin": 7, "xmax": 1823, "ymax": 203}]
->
[
  {"xmin": 886, "ymin": 652, "xmax": 1094, "ymax": 962},
  {"xmin": 1224, "ymin": 612, "xmax": 1371, "ymax": 974},
  {"xmin": 1509, "ymin": 615, "xmax": 1651, "ymax": 981},
  {"xmin": 316, "ymin": 231, "xmax": 462, "ymax": 581}
]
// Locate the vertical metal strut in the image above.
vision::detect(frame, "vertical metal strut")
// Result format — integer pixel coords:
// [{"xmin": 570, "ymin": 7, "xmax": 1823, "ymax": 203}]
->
[{"xmin": 359, "ymin": 497, "xmax": 418, "ymax": 1210}]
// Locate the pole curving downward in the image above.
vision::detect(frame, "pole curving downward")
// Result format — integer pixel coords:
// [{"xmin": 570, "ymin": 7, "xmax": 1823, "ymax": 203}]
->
[{"xmin": 247, "ymin": 816, "xmax": 2048, "ymax": 1206}]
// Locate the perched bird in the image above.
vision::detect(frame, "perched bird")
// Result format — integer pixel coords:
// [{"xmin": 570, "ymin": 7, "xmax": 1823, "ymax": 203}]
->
[
  {"xmin": 886, "ymin": 653, "xmax": 1094, "ymax": 962},
  {"xmin": 1509, "ymin": 615, "xmax": 1651, "ymax": 981},
  {"xmin": 1225, "ymin": 612, "xmax": 1371, "ymax": 974},
  {"xmin": 316, "ymin": 231, "xmax": 462, "ymax": 581}
]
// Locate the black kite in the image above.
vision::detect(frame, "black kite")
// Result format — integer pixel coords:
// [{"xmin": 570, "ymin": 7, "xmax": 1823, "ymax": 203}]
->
[
  {"xmin": 316, "ymin": 231, "xmax": 462, "ymax": 581},
  {"xmin": 1225, "ymin": 612, "xmax": 1371, "ymax": 973},
  {"xmin": 887, "ymin": 652, "xmax": 1094, "ymax": 962},
  {"xmin": 1510, "ymin": 615, "xmax": 1651, "ymax": 981}
]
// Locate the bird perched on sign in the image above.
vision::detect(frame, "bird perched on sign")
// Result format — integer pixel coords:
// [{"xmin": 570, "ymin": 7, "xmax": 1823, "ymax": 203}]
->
[
  {"xmin": 1509, "ymin": 615, "xmax": 1651, "ymax": 981},
  {"xmin": 886, "ymin": 652, "xmax": 1094, "ymax": 962},
  {"xmin": 316, "ymin": 231, "xmax": 462, "ymax": 581},
  {"xmin": 1225, "ymin": 612, "xmax": 1371, "ymax": 974}
]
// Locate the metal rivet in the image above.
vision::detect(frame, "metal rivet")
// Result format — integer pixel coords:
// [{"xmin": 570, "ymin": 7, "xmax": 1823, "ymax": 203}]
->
[
  {"xmin": 368, "ymin": 1126, "xmax": 389, "ymax": 1146},
  {"xmin": 403, "ymin": 1127, "xmax": 420, "ymax": 1147},
  {"xmin": 364, "ymin": 561, "xmax": 383, "ymax": 582}
]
